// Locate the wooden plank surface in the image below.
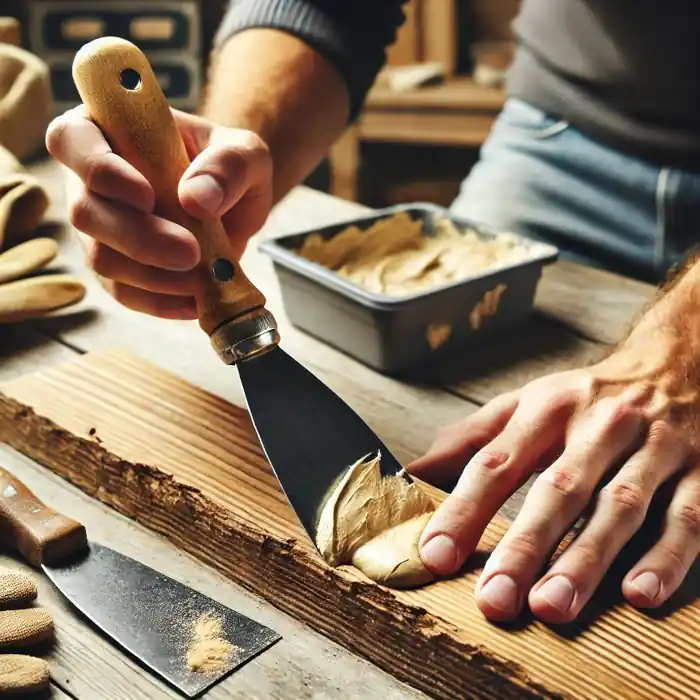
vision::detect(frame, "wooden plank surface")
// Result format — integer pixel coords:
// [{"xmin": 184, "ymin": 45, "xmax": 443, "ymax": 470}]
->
[
  {"xmin": 1, "ymin": 351, "xmax": 698, "ymax": 700},
  {"xmin": 358, "ymin": 111, "xmax": 497, "ymax": 147},
  {"xmin": 0, "ymin": 444, "xmax": 426, "ymax": 700},
  {"xmin": 366, "ymin": 77, "xmax": 505, "ymax": 110}
]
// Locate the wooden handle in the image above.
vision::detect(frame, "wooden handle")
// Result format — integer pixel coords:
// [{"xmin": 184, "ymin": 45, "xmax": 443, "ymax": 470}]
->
[
  {"xmin": 71, "ymin": 36, "xmax": 267, "ymax": 337},
  {"xmin": 0, "ymin": 466, "xmax": 88, "ymax": 567}
]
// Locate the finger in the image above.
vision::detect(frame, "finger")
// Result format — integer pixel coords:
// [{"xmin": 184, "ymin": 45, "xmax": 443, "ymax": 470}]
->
[
  {"xmin": 418, "ymin": 390, "xmax": 573, "ymax": 577},
  {"xmin": 529, "ymin": 421, "xmax": 687, "ymax": 623},
  {"xmin": 85, "ymin": 240, "xmax": 198, "ymax": 296},
  {"xmin": 622, "ymin": 465, "xmax": 700, "ymax": 608},
  {"xmin": 475, "ymin": 398, "xmax": 643, "ymax": 622},
  {"xmin": 69, "ymin": 187, "xmax": 199, "ymax": 271},
  {"xmin": 178, "ymin": 128, "xmax": 272, "ymax": 229},
  {"xmin": 100, "ymin": 279, "xmax": 198, "ymax": 320},
  {"xmin": 46, "ymin": 106, "xmax": 154, "ymax": 212},
  {"xmin": 406, "ymin": 391, "xmax": 519, "ymax": 486}
]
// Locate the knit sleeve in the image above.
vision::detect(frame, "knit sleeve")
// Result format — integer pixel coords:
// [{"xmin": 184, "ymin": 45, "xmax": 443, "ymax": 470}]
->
[{"xmin": 213, "ymin": 0, "xmax": 408, "ymax": 122}]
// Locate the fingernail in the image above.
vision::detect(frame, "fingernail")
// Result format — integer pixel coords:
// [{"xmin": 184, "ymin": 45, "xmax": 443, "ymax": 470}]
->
[
  {"xmin": 420, "ymin": 534, "xmax": 459, "ymax": 573},
  {"xmin": 480, "ymin": 574, "xmax": 519, "ymax": 615},
  {"xmin": 631, "ymin": 572, "xmax": 660, "ymax": 601},
  {"xmin": 181, "ymin": 174, "xmax": 223, "ymax": 214},
  {"xmin": 536, "ymin": 576, "xmax": 575, "ymax": 613}
]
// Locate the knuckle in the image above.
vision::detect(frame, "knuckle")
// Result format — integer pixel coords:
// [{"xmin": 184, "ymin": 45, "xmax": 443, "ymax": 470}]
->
[
  {"xmin": 606, "ymin": 399, "xmax": 640, "ymax": 429},
  {"xmin": 84, "ymin": 241, "xmax": 107, "ymax": 275},
  {"xmin": 502, "ymin": 530, "xmax": 541, "ymax": 560},
  {"xmin": 472, "ymin": 449, "xmax": 510, "ymax": 471},
  {"xmin": 68, "ymin": 194, "xmax": 93, "ymax": 232},
  {"xmin": 543, "ymin": 467, "xmax": 589, "ymax": 506},
  {"xmin": 566, "ymin": 539, "xmax": 600, "ymax": 568},
  {"xmin": 83, "ymin": 155, "xmax": 113, "ymax": 192},
  {"xmin": 577, "ymin": 373, "xmax": 600, "ymax": 405},
  {"xmin": 110, "ymin": 282, "xmax": 129, "ymax": 305},
  {"xmin": 646, "ymin": 420, "xmax": 678, "ymax": 449},
  {"xmin": 601, "ymin": 481, "xmax": 646, "ymax": 521},
  {"xmin": 238, "ymin": 129, "xmax": 268, "ymax": 156},
  {"xmin": 674, "ymin": 503, "xmax": 700, "ymax": 537}
]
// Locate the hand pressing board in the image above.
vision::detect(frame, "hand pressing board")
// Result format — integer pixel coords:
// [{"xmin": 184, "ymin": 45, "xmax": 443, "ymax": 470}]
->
[{"xmin": 0, "ymin": 349, "xmax": 697, "ymax": 700}]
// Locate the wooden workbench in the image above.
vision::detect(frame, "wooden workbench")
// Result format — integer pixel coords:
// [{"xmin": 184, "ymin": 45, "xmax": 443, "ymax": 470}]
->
[{"xmin": 2, "ymin": 154, "xmax": 658, "ymax": 699}]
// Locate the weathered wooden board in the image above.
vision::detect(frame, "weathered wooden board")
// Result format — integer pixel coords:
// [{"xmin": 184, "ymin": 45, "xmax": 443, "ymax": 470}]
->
[
  {"xmin": 0, "ymin": 443, "xmax": 425, "ymax": 700},
  {"xmin": 1, "ymin": 350, "xmax": 697, "ymax": 700}
]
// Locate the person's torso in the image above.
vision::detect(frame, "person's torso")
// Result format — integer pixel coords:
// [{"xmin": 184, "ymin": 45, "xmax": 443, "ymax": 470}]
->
[{"xmin": 508, "ymin": 0, "xmax": 700, "ymax": 166}]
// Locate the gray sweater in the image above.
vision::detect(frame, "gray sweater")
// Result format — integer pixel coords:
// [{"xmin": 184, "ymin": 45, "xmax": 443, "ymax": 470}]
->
[{"xmin": 215, "ymin": 0, "xmax": 700, "ymax": 170}]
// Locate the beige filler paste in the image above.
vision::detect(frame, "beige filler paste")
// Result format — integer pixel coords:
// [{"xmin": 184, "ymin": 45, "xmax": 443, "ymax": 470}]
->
[
  {"xmin": 296, "ymin": 211, "xmax": 536, "ymax": 296},
  {"xmin": 315, "ymin": 452, "xmax": 436, "ymax": 589}
]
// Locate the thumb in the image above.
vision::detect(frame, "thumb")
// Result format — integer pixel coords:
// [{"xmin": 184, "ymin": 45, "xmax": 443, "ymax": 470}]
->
[{"xmin": 178, "ymin": 127, "xmax": 272, "ymax": 221}]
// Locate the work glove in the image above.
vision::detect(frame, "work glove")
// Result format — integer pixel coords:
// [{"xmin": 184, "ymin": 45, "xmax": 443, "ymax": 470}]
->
[
  {"xmin": 0, "ymin": 143, "xmax": 85, "ymax": 324},
  {"xmin": 0, "ymin": 237, "xmax": 85, "ymax": 324},
  {"xmin": 0, "ymin": 570, "xmax": 54, "ymax": 696}
]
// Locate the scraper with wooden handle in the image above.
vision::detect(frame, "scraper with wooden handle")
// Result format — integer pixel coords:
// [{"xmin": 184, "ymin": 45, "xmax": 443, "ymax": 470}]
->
[
  {"xmin": 0, "ymin": 462, "xmax": 281, "ymax": 698},
  {"xmin": 71, "ymin": 37, "xmax": 410, "ymax": 546}
]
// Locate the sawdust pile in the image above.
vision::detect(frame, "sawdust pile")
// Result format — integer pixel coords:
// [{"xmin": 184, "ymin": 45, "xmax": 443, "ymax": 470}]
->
[{"xmin": 186, "ymin": 612, "xmax": 238, "ymax": 674}]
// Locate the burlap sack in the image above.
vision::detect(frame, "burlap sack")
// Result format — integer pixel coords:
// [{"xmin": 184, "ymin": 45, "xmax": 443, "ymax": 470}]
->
[
  {"xmin": 0, "ymin": 144, "xmax": 48, "ymax": 250},
  {"xmin": 0, "ymin": 43, "xmax": 52, "ymax": 162}
]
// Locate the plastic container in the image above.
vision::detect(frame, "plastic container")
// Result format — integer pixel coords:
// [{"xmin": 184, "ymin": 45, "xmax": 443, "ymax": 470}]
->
[{"xmin": 258, "ymin": 203, "xmax": 558, "ymax": 376}]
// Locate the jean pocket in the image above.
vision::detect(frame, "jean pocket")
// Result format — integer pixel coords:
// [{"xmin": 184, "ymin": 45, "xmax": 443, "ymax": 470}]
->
[{"xmin": 497, "ymin": 97, "xmax": 570, "ymax": 139}]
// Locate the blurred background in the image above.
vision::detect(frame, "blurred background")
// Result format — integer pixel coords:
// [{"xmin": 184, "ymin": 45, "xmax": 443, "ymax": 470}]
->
[{"xmin": 0, "ymin": 0, "xmax": 520, "ymax": 209}]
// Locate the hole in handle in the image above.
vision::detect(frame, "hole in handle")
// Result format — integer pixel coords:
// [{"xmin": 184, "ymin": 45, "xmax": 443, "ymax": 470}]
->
[
  {"xmin": 212, "ymin": 258, "xmax": 235, "ymax": 282},
  {"xmin": 120, "ymin": 68, "xmax": 142, "ymax": 91}
]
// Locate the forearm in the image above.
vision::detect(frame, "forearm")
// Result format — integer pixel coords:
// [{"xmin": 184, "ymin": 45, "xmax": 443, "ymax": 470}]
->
[{"xmin": 200, "ymin": 28, "xmax": 350, "ymax": 204}]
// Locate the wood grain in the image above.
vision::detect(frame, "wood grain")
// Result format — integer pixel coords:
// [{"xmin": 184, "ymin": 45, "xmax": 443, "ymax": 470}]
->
[
  {"xmin": 366, "ymin": 77, "xmax": 505, "ymax": 110},
  {"xmin": 0, "ymin": 445, "xmax": 425, "ymax": 700},
  {"xmin": 1, "ymin": 351, "xmax": 698, "ymax": 700}
]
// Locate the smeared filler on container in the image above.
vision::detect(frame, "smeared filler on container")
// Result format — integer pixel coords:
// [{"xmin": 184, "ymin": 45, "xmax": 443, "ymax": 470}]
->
[
  {"xmin": 295, "ymin": 210, "xmax": 537, "ymax": 296},
  {"xmin": 315, "ymin": 452, "xmax": 436, "ymax": 588}
]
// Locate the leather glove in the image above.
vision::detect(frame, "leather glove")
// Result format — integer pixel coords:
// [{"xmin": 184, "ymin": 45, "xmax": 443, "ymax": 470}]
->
[
  {"xmin": 0, "ymin": 570, "xmax": 53, "ymax": 696},
  {"xmin": 0, "ymin": 238, "xmax": 85, "ymax": 323}
]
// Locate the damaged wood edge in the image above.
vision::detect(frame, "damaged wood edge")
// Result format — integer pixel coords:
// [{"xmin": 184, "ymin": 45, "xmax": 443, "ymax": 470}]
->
[{"xmin": 0, "ymin": 395, "xmax": 566, "ymax": 700}]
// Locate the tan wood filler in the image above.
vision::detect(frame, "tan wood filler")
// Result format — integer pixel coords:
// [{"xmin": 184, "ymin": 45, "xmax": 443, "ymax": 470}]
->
[
  {"xmin": 315, "ymin": 453, "xmax": 437, "ymax": 588},
  {"xmin": 295, "ymin": 210, "xmax": 537, "ymax": 297}
]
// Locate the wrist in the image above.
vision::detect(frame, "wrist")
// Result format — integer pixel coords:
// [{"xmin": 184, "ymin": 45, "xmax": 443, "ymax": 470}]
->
[{"xmin": 598, "ymin": 258, "xmax": 700, "ymax": 388}]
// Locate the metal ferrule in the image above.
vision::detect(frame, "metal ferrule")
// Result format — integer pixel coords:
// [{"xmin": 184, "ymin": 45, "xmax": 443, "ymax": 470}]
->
[{"xmin": 210, "ymin": 309, "xmax": 280, "ymax": 365}]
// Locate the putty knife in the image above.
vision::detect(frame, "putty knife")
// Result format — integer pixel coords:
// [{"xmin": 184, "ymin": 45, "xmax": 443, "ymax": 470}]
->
[
  {"xmin": 0, "ymin": 464, "xmax": 280, "ymax": 697},
  {"xmin": 71, "ymin": 37, "xmax": 410, "ymax": 546}
]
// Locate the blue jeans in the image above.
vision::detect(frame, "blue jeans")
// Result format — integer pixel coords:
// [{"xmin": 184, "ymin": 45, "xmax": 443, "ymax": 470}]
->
[{"xmin": 449, "ymin": 98, "xmax": 700, "ymax": 283}]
